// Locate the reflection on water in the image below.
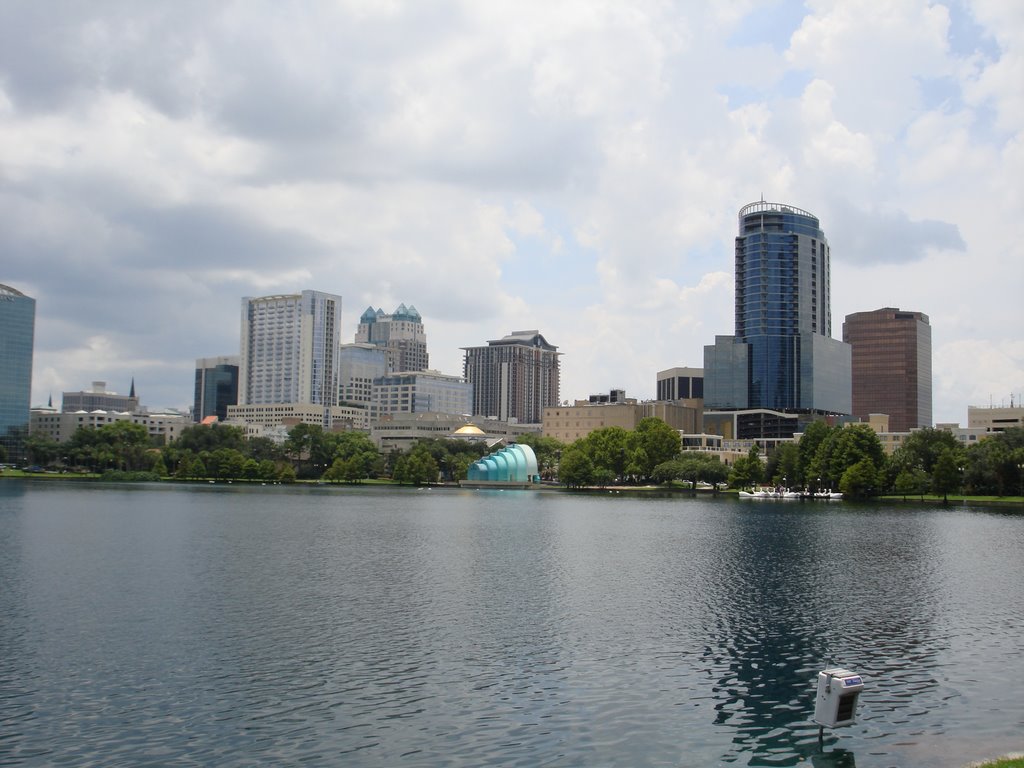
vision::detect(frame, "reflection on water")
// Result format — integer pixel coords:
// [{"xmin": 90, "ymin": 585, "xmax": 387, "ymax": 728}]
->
[{"xmin": 0, "ymin": 481, "xmax": 1022, "ymax": 767}]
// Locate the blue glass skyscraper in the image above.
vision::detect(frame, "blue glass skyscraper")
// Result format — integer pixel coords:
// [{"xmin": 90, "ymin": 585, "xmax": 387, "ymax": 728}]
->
[
  {"xmin": 0, "ymin": 284, "xmax": 36, "ymax": 460},
  {"xmin": 705, "ymin": 202, "xmax": 851, "ymax": 415}
]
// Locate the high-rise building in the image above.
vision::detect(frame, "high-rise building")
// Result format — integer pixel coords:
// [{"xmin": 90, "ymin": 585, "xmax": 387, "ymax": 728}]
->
[
  {"xmin": 355, "ymin": 303, "xmax": 428, "ymax": 373},
  {"xmin": 194, "ymin": 356, "xmax": 240, "ymax": 422},
  {"xmin": 842, "ymin": 308, "xmax": 932, "ymax": 432},
  {"xmin": 239, "ymin": 291, "xmax": 341, "ymax": 419},
  {"xmin": 463, "ymin": 330, "xmax": 560, "ymax": 424},
  {"xmin": 704, "ymin": 202, "xmax": 851, "ymax": 416},
  {"xmin": 0, "ymin": 284, "xmax": 35, "ymax": 460}
]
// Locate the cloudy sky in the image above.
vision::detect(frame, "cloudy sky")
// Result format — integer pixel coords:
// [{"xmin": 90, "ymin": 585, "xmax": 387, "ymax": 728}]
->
[{"xmin": 2, "ymin": 0, "xmax": 1021, "ymax": 425}]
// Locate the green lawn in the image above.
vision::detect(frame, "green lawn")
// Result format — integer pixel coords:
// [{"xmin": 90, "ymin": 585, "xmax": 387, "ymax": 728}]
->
[{"xmin": 972, "ymin": 757, "xmax": 1024, "ymax": 768}]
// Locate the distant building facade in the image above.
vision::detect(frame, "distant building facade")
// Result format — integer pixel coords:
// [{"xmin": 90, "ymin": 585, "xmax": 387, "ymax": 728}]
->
[
  {"xmin": 370, "ymin": 412, "xmax": 539, "ymax": 451},
  {"xmin": 356, "ymin": 303, "xmax": 428, "ymax": 373},
  {"xmin": 239, "ymin": 290, "xmax": 341, "ymax": 426},
  {"xmin": 968, "ymin": 403, "xmax": 1024, "ymax": 433},
  {"xmin": 193, "ymin": 356, "xmax": 239, "ymax": 422},
  {"xmin": 543, "ymin": 398, "xmax": 701, "ymax": 443},
  {"xmin": 338, "ymin": 343, "xmax": 387, "ymax": 407},
  {"xmin": 62, "ymin": 381, "xmax": 139, "ymax": 414},
  {"xmin": 31, "ymin": 406, "xmax": 187, "ymax": 444},
  {"xmin": 370, "ymin": 370, "xmax": 472, "ymax": 421},
  {"xmin": 0, "ymin": 284, "xmax": 35, "ymax": 459},
  {"xmin": 656, "ymin": 367, "xmax": 704, "ymax": 403},
  {"xmin": 463, "ymin": 330, "xmax": 560, "ymax": 425},
  {"xmin": 226, "ymin": 402, "xmax": 370, "ymax": 432},
  {"xmin": 843, "ymin": 307, "xmax": 932, "ymax": 432},
  {"xmin": 704, "ymin": 202, "xmax": 851, "ymax": 417}
]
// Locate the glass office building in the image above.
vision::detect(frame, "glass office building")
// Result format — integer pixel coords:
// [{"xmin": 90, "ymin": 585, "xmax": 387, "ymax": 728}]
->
[
  {"xmin": 0, "ymin": 284, "xmax": 36, "ymax": 460},
  {"xmin": 705, "ymin": 202, "xmax": 851, "ymax": 415},
  {"xmin": 194, "ymin": 356, "xmax": 240, "ymax": 422}
]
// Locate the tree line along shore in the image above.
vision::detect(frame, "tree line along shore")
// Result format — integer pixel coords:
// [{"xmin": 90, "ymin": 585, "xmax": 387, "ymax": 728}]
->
[{"xmin": 5, "ymin": 420, "xmax": 1023, "ymax": 501}]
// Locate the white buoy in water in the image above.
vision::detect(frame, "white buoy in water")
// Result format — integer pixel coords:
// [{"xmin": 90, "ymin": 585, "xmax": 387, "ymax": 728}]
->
[{"xmin": 813, "ymin": 667, "xmax": 864, "ymax": 732}]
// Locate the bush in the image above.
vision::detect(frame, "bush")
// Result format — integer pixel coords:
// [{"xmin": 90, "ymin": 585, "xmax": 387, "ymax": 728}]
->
[{"xmin": 101, "ymin": 470, "xmax": 162, "ymax": 482}]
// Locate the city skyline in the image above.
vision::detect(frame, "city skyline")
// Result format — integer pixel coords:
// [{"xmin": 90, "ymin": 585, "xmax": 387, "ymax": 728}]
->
[{"xmin": 3, "ymin": 2, "xmax": 1021, "ymax": 425}]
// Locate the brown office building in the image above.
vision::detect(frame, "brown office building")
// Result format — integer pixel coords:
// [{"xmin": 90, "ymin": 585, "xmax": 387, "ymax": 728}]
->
[
  {"xmin": 842, "ymin": 308, "xmax": 931, "ymax": 432},
  {"xmin": 463, "ymin": 330, "xmax": 560, "ymax": 425}
]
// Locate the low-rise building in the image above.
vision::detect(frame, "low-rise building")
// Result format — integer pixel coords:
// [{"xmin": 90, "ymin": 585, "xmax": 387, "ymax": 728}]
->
[
  {"xmin": 543, "ymin": 396, "xmax": 700, "ymax": 443},
  {"xmin": 226, "ymin": 402, "xmax": 370, "ymax": 431},
  {"xmin": 62, "ymin": 381, "xmax": 139, "ymax": 414},
  {"xmin": 31, "ymin": 407, "xmax": 187, "ymax": 444},
  {"xmin": 371, "ymin": 412, "xmax": 539, "ymax": 452},
  {"xmin": 968, "ymin": 403, "xmax": 1024, "ymax": 433}
]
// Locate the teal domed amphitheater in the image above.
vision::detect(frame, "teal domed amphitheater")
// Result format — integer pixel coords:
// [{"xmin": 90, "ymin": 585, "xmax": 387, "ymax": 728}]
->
[{"xmin": 466, "ymin": 444, "xmax": 539, "ymax": 484}]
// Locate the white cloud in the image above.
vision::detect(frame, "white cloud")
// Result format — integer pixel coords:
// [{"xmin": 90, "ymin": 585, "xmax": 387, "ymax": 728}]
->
[{"xmin": 0, "ymin": 0, "xmax": 1018, "ymax": 420}]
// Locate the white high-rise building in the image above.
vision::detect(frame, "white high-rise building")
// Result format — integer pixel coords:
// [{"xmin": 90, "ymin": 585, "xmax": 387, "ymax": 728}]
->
[{"xmin": 239, "ymin": 291, "xmax": 342, "ymax": 418}]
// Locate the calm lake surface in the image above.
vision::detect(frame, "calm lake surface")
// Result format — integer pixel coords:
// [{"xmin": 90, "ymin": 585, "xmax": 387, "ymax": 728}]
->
[{"xmin": 1, "ymin": 481, "xmax": 1022, "ymax": 767}]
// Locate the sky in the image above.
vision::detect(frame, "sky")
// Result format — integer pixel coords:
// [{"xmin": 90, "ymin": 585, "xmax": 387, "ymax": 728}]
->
[{"xmin": 2, "ymin": 0, "xmax": 1022, "ymax": 426}]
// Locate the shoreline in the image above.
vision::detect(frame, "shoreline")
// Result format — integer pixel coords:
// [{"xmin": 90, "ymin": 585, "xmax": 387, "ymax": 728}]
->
[{"xmin": 4, "ymin": 473, "xmax": 1023, "ymax": 509}]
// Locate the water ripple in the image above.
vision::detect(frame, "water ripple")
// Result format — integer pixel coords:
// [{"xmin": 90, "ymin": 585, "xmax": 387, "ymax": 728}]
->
[{"xmin": 1, "ymin": 485, "xmax": 1023, "ymax": 766}]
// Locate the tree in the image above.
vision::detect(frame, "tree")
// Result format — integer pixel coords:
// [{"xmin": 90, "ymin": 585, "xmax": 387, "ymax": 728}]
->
[
  {"xmin": 893, "ymin": 467, "xmax": 928, "ymax": 500},
  {"xmin": 247, "ymin": 436, "xmax": 284, "ymax": 463},
  {"xmin": 816, "ymin": 424, "xmax": 886, "ymax": 492},
  {"xmin": 675, "ymin": 453, "xmax": 729, "ymax": 489},
  {"xmin": 583, "ymin": 427, "xmax": 630, "ymax": 480},
  {"xmin": 840, "ymin": 458, "xmax": 878, "ymax": 500},
  {"xmin": 174, "ymin": 423, "xmax": 246, "ymax": 454},
  {"xmin": 515, "ymin": 434, "xmax": 563, "ymax": 479},
  {"xmin": 798, "ymin": 420, "xmax": 835, "ymax": 489},
  {"xmin": 766, "ymin": 443, "xmax": 800, "ymax": 488},
  {"xmin": 392, "ymin": 447, "xmax": 439, "ymax": 485},
  {"xmin": 651, "ymin": 459, "xmax": 685, "ymax": 485},
  {"xmin": 729, "ymin": 445, "xmax": 764, "ymax": 489},
  {"xmin": 24, "ymin": 433, "xmax": 61, "ymax": 467},
  {"xmin": 322, "ymin": 457, "xmax": 347, "ymax": 483},
  {"xmin": 895, "ymin": 427, "xmax": 961, "ymax": 475},
  {"xmin": 283, "ymin": 423, "xmax": 338, "ymax": 478},
  {"xmin": 931, "ymin": 448, "xmax": 963, "ymax": 503},
  {"xmin": 184, "ymin": 455, "xmax": 207, "ymax": 479},
  {"xmin": 701, "ymin": 457, "xmax": 730, "ymax": 489},
  {"xmin": 558, "ymin": 447, "xmax": 595, "ymax": 488},
  {"xmin": 151, "ymin": 453, "xmax": 168, "ymax": 478},
  {"xmin": 410, "ymin": 437, "xmax": 485, "ymax": 482},
  {"xmin": 629, "ymin": 418, "xmax": 681, "ymax": 482},
  {"xmin": 963, "ymin": 429, "xmax": 1024, "ymax": 496}
]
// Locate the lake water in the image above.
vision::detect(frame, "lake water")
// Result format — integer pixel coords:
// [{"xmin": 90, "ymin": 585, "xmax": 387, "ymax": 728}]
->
[{"xmin": 1, "ymin": 481, "xmax": 1022, "ymax": 767}]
